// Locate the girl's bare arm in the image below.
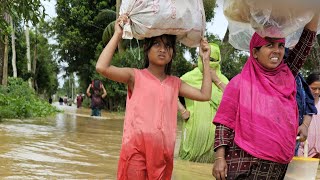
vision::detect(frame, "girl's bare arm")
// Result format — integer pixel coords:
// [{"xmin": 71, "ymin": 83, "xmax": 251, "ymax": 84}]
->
[
  {"xmin": 96, "ymin": 15, "xmax": 134, "ymax": 85},
  {"xmin": 179, "ymin": 38, "xmax": 212, "ymax": 101}
]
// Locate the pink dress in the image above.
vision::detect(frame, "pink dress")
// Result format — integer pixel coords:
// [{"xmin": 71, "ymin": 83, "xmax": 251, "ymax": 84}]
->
[
  {"xmin": 299, "ymin": 100, "xmax": 320, "ymax": 158},
  {"xmin": 117, "ymin": 69, "xmax": 181, "ymax": 180}
]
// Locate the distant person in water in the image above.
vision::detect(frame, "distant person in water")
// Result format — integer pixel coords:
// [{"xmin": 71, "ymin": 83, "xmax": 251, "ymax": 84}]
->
[
  {"xmin": 86, "ymin": 80, "xmax": 107, "ymax": 116},
  {"xmin": 59, "ymin": 97, "xmax": 63, "ymax": 105},
  {"xmin": 63, "ymin": 95, "xmax": 68, "ymax": 105},
  {"xmin": 76, "ymin": 93, "xmax": 83, "ymax": 108}
]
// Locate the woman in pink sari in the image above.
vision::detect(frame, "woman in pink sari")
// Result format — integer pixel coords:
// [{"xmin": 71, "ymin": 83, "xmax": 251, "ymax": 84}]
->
[{"xmin": 212, "ymin": 14, "xmax": 319, "ymax": 180}]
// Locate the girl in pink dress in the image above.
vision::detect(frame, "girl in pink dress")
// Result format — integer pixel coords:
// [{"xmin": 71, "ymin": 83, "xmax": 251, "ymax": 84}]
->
[
  {"xmin": 96, "ymin": 15, "xmax": 212, "ymax": 180},
  {"xmin": 299, "ymin": 72, "xmax": 320, "ymax": 158}
]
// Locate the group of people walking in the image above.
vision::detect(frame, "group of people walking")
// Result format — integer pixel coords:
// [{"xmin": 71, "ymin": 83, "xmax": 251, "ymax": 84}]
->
[{"xmin": 91, "ymin": 8, "xmax": 320, "ymax": 180}]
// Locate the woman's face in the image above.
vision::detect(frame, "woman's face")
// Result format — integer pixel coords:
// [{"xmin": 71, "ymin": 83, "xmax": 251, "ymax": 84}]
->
[
  {"xmin": 252, "ymin": 41, "xmax": 285, "ymax": 69},
  {"xmin": 309, "ymin": 81, "xmax": 320, "ymax": 100}
]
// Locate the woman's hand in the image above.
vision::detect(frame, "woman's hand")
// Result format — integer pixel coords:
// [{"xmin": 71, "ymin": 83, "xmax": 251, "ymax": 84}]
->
[
  {"xmin": 181, "ymin": 110, "xmax": 190, "ymax": 121},
  {"xmin": 212, "ymin": 158, "xmax": 228, "ymax": 180},
  {"xmin": 199, "ymin": 38, "xmax": 211, "ymax": 63},
  {"xmin": 304, "ymin": 13, "xmax": 319, "ymax": 32},
  {"xmin": 298, "ymin": 116, "xmax": 312, "ymax": 142},
  {"xmin": 297, "ymin": 124, "xmax": 308, "ymax": 142}
]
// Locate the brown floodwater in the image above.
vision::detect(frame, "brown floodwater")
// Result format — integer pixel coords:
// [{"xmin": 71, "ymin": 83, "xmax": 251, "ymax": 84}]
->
[
  {"xmin": 0, "ymin": 103, "xmax": 212, "ymax": 179},
  {"xmin": 0, "ymin": 103, "xmax": 319, "ymax": 179}
]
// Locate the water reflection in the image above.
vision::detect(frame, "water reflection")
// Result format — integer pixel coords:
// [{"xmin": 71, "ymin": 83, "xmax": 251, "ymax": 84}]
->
[{"xmin": 0, "ymin": 104, "xmax": 318, "ymax": 179}]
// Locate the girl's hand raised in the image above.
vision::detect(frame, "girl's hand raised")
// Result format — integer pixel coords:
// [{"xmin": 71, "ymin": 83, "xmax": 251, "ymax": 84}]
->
[
  {"xmin": 115, "ymin": 14, "xmax": 129, "ymax": 36},
  {"xmin": 199, "ymin": 38, "xmax": 211, "ymax": 63}
]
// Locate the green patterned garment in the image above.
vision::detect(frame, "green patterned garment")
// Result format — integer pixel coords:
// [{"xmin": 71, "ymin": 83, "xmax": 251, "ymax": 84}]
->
[{"xmin": 178, "ymin": 43, "xmax": 229, "ymax": 163}]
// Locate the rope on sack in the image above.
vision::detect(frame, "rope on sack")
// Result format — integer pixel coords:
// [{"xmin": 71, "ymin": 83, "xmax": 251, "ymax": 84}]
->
[{"xmin": 128, "ymin": 38, "xmax": 141, "ymax": 62}]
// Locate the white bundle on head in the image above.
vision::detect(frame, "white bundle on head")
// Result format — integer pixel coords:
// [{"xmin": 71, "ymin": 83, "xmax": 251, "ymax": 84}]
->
[
  {"xmin": 120, "ymin": 0, "xmax": 206, "ymax": 47},
  {"xmin": 224, "ymin": 0, "xmax": 320, "ymax": 51}
]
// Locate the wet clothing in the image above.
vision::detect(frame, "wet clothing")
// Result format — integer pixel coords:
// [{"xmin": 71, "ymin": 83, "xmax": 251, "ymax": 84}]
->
[
  {"xmin": 59, "ymin": 97, "xmax": 63, "ymax": 105},
  {"xmin": 76, "ymin": 95, "xmax": 83, "ymax": 108},
  {"xmin": 90, "ymin": 90, "xmax": 104, "ymax": 116},
  {"xmin": 63, "ymin": 96, "xmax": 68, "ymax": 105},
  {"xmin": 213, "ymin": 28, "xmax": 316, "ymax": 179},
  {"xmin": 179, "ymin": 43, "xmax": 229, "ymax": 163},
  {"xmin": 91, "ymin": 108, "xmax": 101, "ymax": 116},
  {"xmin": 117, "ymin": 69, "xmax": 181, "ymax": 180},
  {"xmin": 299, "ymin": 100, "xmax": 320, "ymax": 158}
]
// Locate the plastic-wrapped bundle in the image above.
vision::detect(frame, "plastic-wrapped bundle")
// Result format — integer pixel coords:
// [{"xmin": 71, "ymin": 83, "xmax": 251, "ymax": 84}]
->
[
  {"xmin": 227, "ymin": 19, "xmax": 314, "ymax": 51},
  {"xmin": 120, "ymin": 0, "xmax": 206, "ymax": 47},
  {"xmin": 224, "ymin": 0, "xmax": 320, "ymax": 51}
]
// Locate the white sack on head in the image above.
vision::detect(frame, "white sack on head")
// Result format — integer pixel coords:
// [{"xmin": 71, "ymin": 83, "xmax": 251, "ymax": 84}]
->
[
  {"xmin": 120, "ymin": 0, "xmax": 206, "ymax": 47},
  {"xmin": 224, "ymin": 0, "xmax": 320, "ymax": 51}
]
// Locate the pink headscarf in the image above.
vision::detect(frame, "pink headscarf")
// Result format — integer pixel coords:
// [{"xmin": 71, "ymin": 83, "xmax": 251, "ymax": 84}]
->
[{"xmin": 213, "ymin": 33, "xmax": 298, "ymax": 164}]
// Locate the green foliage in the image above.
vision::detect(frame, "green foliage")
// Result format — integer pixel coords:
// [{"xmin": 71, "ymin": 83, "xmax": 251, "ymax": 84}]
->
[
  {"xmin": 5, "ymin": 23, "xmax": 59, "ymax": 96},
  {"xmin": 54, "ymin": 0, "xmax": 116, "ymax": 85},
  {"xmin": 302, "ymin": 35, "xmax": 320, "ymax": 74},
  {"xmin": 203, "ymin": 0, "xmax": 217, "ymax": 22},
  {"xmin": 0, "ymin": 0, "xmax": 45, "ymax": 34},
  {"xmin": 0, "ymin": 77, "xmax": 59, "ymax": 120},
  {"xmin": 172, "ymin": 44, "xmax": 194, "ymax": 77},
  {"xmin": 94, "ymin": 9, "xmax": 116, "ymax": 27},
  {"xmin": 220, "ymin": 44, "xmax": 248, "ymax": 79},
  {"xmin": 102, "ymin": 21, "xmax": 115, "ymax": 45}
]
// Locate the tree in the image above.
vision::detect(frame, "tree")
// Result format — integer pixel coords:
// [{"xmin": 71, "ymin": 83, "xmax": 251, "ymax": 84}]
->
[
  {"xmin": 25, "ymin": 24, "xmax": 32, "ymax": 87},
  {"xmin": 10, "ymin": 15, "xmax": 17, "ymax": 78},
  {"xmin": 1, "ymin": 13, "xmax": 10, "ymax": 86},
  {"xmin": 3, "ymin": 20, "xmax": 59, "ymax": 97},
  {"xmin": 0, "ymin": 36, "xmax": 4, "ymax": 82},
  {"xmin": 54, "ymin": 0, "xmax": 117, "ymax": 88},
  {"xmin": 30, "ymin": 30, "xmax": 59, "ymax": 96},
  {"xmin": 203, "ymin": 0, "xmax": 217, "ymax": 22},
  {"xmin": 0, "ymin": 0, "xmax": 46, "ymax": 86}
]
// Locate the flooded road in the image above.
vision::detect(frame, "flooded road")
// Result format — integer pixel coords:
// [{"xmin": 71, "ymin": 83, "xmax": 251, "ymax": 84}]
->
[
  {"xmin": 1, "ymin": 103, "xmax": 319, "ymax": 179},
  {"xmin": 0, "ymin": 103, "xmax": 212, "ymax": 179}
]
